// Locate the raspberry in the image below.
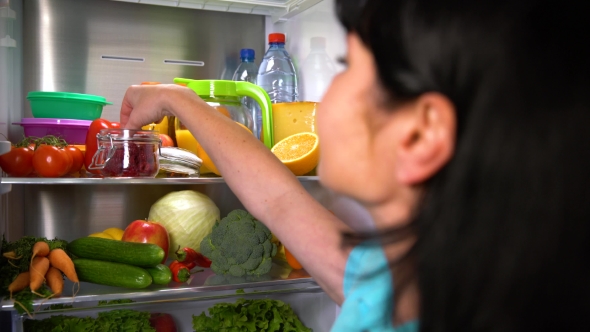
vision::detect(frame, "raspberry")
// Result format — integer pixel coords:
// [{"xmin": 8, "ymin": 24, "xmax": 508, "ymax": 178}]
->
[{"xmin": 99, "ymin": 139, "xmax": 158, "ymax": 177}]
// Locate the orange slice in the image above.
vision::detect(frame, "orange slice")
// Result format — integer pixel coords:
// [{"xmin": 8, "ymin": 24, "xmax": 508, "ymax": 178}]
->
[{"xmin": 271, "ymin": 132, "xmax": 319, "ymax": 176}]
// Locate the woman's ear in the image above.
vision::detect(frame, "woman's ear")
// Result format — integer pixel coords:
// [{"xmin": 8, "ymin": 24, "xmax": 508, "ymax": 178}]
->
[{"xmin": 394, "ymin": 93, "xmax": 456, "ymax": 185}]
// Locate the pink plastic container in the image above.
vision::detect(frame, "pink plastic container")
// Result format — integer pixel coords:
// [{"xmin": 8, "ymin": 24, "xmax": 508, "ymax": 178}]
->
[{"xmin": 13, "ymin": 118, "xmax": 91, "ymax": 144}]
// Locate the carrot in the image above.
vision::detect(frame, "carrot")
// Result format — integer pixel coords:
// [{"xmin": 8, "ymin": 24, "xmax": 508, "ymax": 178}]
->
[
  {"xmin": 45, "ymin": 267, "xmax": 64, "ymax": 296},
  {"xmin": 31, "ymin": 241, "xmax": 50, "ymax": 262},
  {"xmin": 29, "ymin": 256, "xmax": 50, "ymax": 291},
  {"xmin": 8, "ymin": 272, "xmax": 30, "ymax": 298},
  {"xmin": 48, "ymin": 249, "xmax": 78, "ymax": 283}
]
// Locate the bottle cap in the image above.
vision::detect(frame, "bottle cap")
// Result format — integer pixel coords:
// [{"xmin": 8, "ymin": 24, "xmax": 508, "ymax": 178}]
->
[
  {"xmin": 269, "ymin": 33, "xmax": 286, "ymax": 44},
  {"xmin": 310, "ymin": 37, "xmax": 326, "ymax": 49},
  {"xmin": 240, "ymin": 48, "xmax": 255, "ymax": 60}
]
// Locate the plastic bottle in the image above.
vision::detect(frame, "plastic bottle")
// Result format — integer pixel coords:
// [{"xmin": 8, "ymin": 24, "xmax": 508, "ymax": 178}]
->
[
  {"xmin": 232, "ymin": 48, "xmax": 261, "ymax": 139},
  {"xmin": 300, "ymin": 37, "xmax": 336, "ymax": 102},
  {"xmin": 257, "ymin": 33, "xmax": 298, "ymax": 104}
]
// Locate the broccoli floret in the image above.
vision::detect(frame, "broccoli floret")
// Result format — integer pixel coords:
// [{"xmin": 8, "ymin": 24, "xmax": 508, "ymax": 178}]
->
[{"xmin": 200, "ymin": 209, "xmax": 278, "ymax": 277}]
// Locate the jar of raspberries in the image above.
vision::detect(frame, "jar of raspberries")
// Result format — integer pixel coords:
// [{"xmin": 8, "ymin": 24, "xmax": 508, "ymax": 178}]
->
[{"xmin": 89, "ymin": 129, "xmax": 161, "ymax": 178}]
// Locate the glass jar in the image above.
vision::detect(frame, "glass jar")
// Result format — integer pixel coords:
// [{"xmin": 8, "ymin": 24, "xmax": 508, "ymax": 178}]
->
[{"xmin": 89, "ymin": 129, "xmax": 160, "ymax": 178}]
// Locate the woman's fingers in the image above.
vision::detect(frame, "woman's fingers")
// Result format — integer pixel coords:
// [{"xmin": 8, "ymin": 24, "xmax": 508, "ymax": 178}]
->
[{"xmin": 120, "ymin": 85, "xmax": 168, "ymax": 129}]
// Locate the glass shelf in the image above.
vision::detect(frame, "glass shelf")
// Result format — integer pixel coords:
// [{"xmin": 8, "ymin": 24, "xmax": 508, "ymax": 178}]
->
[
  {"xmin": 0, "ymin": 175, "xmax": 319, "ymax": 185},
  {"xmin": 1, "ymin": 263, "xmax": 314, "ymax": 312}
]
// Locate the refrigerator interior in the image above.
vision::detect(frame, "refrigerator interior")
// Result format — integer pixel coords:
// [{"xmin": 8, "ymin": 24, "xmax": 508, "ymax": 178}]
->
[{"xmin": 0, "ymin": 0, "xmax": 370, "ymax": 330}]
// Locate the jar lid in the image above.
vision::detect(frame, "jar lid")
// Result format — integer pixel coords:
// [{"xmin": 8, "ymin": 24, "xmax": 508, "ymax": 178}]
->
[{"xmin": 158, "ymin": 147, "xmax": 202, "ymax": 176}]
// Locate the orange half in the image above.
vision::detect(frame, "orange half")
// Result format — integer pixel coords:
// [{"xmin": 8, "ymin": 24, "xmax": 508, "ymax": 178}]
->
[{"xmin": 271, "ymin": 132, "xmax": 319, "ymax": 176}]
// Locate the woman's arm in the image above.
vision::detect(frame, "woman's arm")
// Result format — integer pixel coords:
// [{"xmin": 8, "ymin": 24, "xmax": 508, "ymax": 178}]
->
[{"xmin": 120, "ymin": 84, "xmax": 350, "ymax": 304}]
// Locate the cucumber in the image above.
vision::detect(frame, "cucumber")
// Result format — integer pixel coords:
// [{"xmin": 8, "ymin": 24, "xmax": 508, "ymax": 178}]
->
[
  {"xmin": 145, "ymin": 264, "xmax": 172, "ymax": 285},
  {"xmin": 73, "ymin": 258, "xmax": 152, "ymax": 289},
  {"xmin": 68, "ymin": 237, "xmax": 164, "ymax": 267}
]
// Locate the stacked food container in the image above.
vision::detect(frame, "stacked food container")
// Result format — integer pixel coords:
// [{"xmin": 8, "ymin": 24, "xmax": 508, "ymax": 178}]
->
[{"xmin": 15, "ymin": 91, "xmax": 112, "ymax": 148}]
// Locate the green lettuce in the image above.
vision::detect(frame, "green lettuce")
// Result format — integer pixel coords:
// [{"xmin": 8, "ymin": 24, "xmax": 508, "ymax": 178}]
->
[{"xmin": 192, "ymin": 298, "xmax": 312, "ymax": 332}]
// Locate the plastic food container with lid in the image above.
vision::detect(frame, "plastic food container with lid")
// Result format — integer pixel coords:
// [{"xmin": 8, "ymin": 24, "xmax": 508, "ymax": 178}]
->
[
  {"xmin": 12, "ymin": 118, "xmax": 91, "ymax": 144},
  {"xmin": 27, "ymin": 91, "xmax": 112, "ymax": 120},
  {"xmin": 88, "ymin": 129, "xmax": 160, "ymax": 178}
]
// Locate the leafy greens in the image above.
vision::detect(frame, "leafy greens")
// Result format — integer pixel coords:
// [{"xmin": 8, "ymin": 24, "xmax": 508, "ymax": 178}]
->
[
  {"xmin": 192, "ymin": 298, "xmax": 312, "ymax": 332},
  {"xmin": 23, "ymin": 309, "xmax": 156, "ymax": 332}
]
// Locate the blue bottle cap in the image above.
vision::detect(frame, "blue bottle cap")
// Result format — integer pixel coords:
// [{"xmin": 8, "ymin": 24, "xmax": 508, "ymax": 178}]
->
[{"xmin": 240, "ymin": 48, "xmax": 255, "ymax": 61}]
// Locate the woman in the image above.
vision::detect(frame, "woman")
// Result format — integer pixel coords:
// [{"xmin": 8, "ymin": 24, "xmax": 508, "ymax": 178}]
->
[{"xmin": 120, "ymin": 0, "xmax": 590, "ymax": 330}]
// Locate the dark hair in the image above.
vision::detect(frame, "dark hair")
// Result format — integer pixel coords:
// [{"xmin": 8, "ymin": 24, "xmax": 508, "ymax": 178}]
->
[{"xmin": 336, "ymin": 0, "xmax": 590, "ymax": 330}]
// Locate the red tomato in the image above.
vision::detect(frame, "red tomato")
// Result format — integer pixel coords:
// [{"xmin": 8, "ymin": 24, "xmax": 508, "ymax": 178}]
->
[
  {"xmin": 84, "ymin": 119, "xmax": 115, "ymax": 174},
  {"xmin": 159, "ymin": 134, "xmax": 174, "ymax": 147},
  {"xmin": 32, "ymin": 145, "xmax": 72, "ymax": 177},
  {"xmin": 0, "ymin": 147, "xmax": 34, "ymax": 177},
  {"xmin": 110, "ymin": 122, "xmax": 121, "ymax": 128},
  {"xmin": 64, "ymin": 145, "xmax": 84, "ymax": 174}
]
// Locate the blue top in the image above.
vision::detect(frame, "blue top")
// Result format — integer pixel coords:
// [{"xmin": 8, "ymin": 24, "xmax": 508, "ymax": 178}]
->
[
  {"xmin": 240, "ymin": 48, "xmax": 255, "ymax": 62},
  {"xmin": 331, "ymin": 242, "xmax": 419, "ymax": 332}
]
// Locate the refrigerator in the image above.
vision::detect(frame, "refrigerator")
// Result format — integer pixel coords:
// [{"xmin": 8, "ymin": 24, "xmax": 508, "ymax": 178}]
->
[{"xmin": 0, "ymin": 0, "xmax": 375, "ymax": 330}]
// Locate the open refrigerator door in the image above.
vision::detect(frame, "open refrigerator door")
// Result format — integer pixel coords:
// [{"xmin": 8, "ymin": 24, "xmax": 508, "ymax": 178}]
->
[{"xmin": 0, "ymin": 0, "xmax": 375, "ymax": 330}]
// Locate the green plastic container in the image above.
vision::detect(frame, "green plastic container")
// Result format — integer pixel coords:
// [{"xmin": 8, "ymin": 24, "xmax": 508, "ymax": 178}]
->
[{"xmin": 27, "ymin": 91, "xmax": 112, "ymax": 120}]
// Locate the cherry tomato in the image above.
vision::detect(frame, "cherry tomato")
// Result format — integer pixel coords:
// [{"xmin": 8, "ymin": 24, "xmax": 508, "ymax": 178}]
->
[
  {"xmin": 110, "ymin": 122, "xmax": 121, "ymax": 128},
  {"xmin": 64, "ymin": 145, "xmax": 84, "ymax": 174},
  {"xmin": 32, "ymin": 145, "xmax": 72, "ymax": 177},
  {"xmin": 0, "ymin": 147, "xmax": 34, "ymax": 177},
  {"xmin": 159, "ymin": 134, "xmax": 174, "ymax": 147}
]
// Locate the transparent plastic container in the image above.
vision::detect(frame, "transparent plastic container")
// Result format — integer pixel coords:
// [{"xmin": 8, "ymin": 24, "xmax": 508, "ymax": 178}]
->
[
  {"xmin": 257, "ymin": 33, "xmax": 298, "ymax": 103},
  {"xmin": 300, "ymin": 37, "xmax": 336, "ymax": 102},
  {"xmin": 89, "ymin": 129, "xmax": 160, "ymax": 178},
  {"xmin": 233, "ymin": 48, "xmax": 261, "ymax": 139}
]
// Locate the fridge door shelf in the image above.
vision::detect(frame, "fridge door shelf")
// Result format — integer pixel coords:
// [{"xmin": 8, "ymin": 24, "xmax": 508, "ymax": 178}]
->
[
  {"xmin": 11, "ymin": 282, "xmax": 336, "ymax": 332},
  {"xmin": 1, "ymin": 264, "xmax": 314, "ymax": 312}
]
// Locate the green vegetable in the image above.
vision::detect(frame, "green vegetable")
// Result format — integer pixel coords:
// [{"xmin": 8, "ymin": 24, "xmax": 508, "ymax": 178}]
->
[
  {"xmin": 192, "ymin": 298, "xmax": 312, "ymax": 332},
  {"xmin": 73, "ymin": 258, "xmax": 153, "ymax": 289},
  {"xmin": 200, "ymin": 209, "xmax": 277, "ymax": 277},
  {"xmin": 1, "ymin": 235, "xmax": 69, "ymax": 296},
  {"xmin": 23, "ymin": 309, "xmax": 156, "ymax": 332},
  {"xmin": 12, "ymin": 286, "xmax": 52, "ymax": 316},
  {"xmin": 148, "ymin": 190, "xmax": 220, "ymax": 257},
  {"xmin": 68, "ymin": 237, "xmax": 164, "ymax": 267},
  {"xmin": 145, "ymin": 264, "xmax": 172, "ymax": 285}
]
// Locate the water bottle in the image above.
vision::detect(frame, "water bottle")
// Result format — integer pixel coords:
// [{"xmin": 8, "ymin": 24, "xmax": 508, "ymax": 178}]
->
[
  {"xmin": 257, "ymin": 33, "xmax": 298, "ymax": 103},
  {"xmin": 232, "ymin": 49, "xmax": 261, "ymax": 138},
  {"xmin": 300, "ymin": 37, "xmax": 336, "ymax": 102}
]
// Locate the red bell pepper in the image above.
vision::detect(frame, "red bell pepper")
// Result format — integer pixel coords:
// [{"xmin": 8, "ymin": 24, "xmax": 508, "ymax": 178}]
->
[
  {"xmin": 169, "ymin": 260, "xmax": 191, "ymax": 283},
  {"xmin": 175, "ymin": 246, "xmax": 212, "ymax": 269},
  {"xmin": 84, "ymin": 119, "xmax": 116, "ymax": 174}
]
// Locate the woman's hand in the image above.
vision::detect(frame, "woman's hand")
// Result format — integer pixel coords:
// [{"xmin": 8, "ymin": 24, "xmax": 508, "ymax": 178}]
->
[{"xmin": 120, "ymin": 84, "xmax": 202, "ymax": 129}]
